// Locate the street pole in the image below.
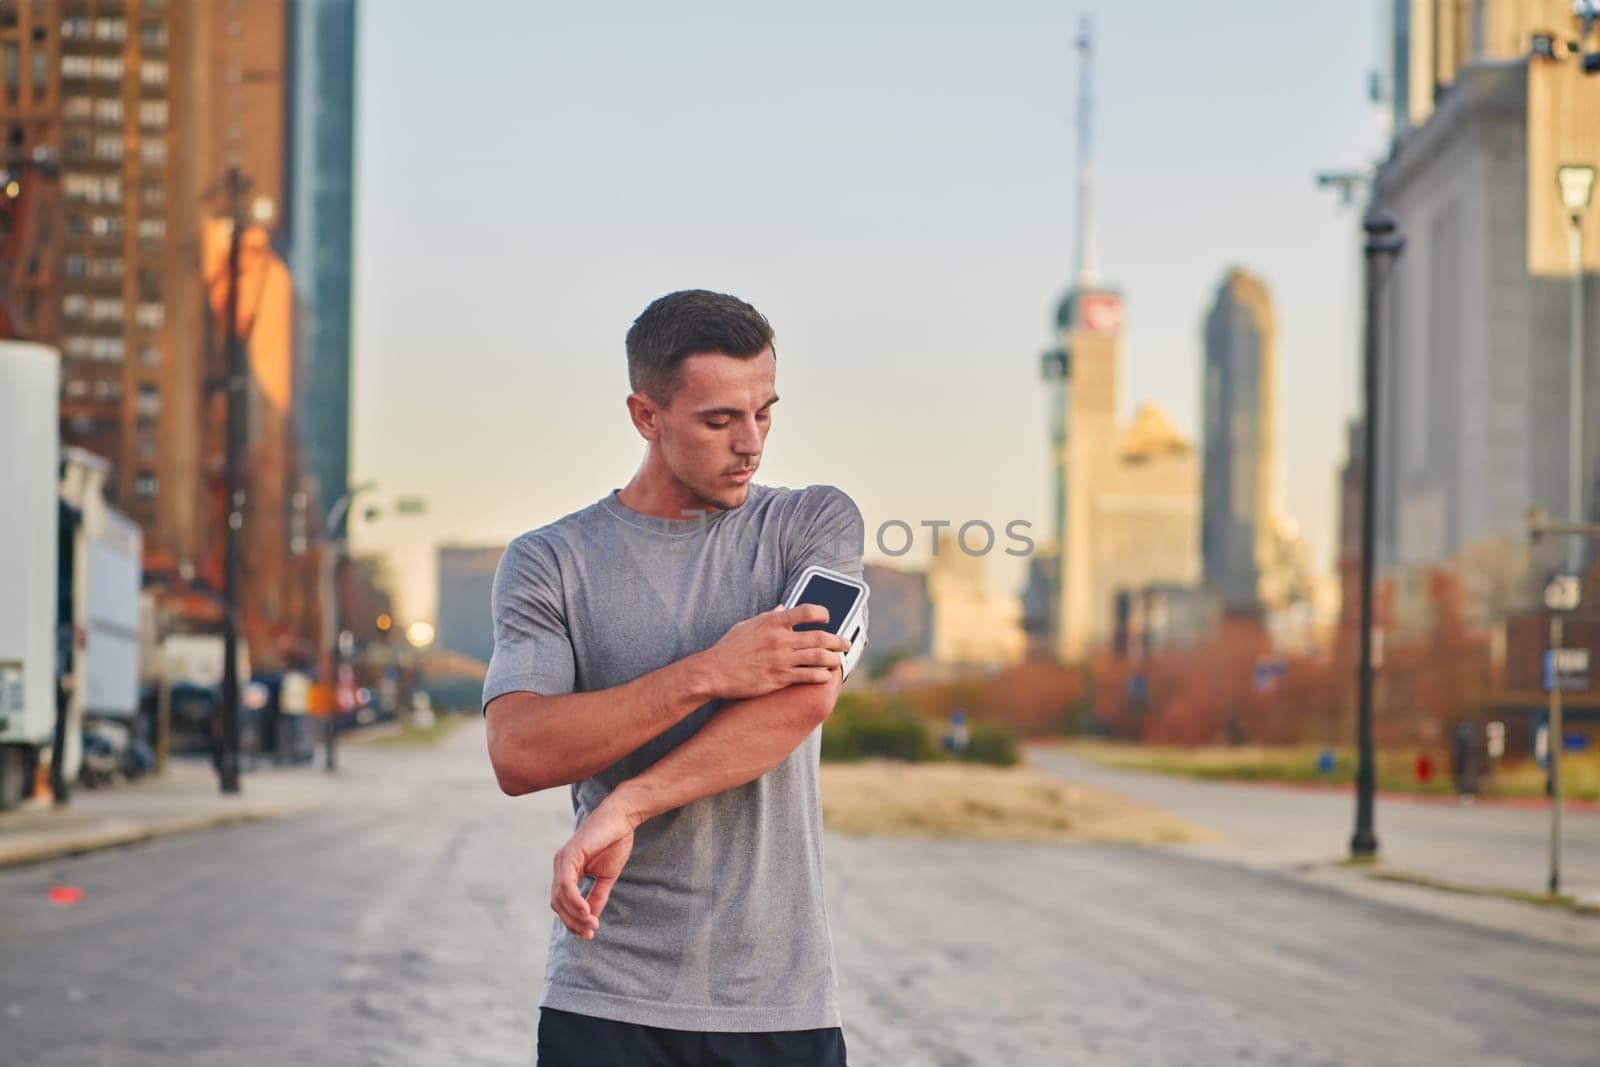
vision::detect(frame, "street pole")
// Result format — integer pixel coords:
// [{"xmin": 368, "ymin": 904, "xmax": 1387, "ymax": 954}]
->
[
  {"xmin": 218, "ymin": 167, "xmax": 249, "ymax": 795},
  {"xmin": 1351, "ymin": 212, "xmax": 1403, "ymax": 860},
  {"xmin": 1548, "ymin": 613, "xmax": 1564, "ymax": 895},
  {"xmin": 1568, "ymin": 211, "xmax": 1587, "ymax": 577}
]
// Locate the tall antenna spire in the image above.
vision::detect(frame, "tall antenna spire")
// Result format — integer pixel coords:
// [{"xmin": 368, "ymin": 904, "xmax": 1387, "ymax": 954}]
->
[{"xmin": 1072, "ymin": 15, "xmax": 1097, "ymax": 288}]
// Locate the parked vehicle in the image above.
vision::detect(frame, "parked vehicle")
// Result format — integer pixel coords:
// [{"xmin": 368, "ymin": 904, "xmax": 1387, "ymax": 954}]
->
[{"xmin": 0, "ymin": 342, "xmax": 144, "ymax": 810}]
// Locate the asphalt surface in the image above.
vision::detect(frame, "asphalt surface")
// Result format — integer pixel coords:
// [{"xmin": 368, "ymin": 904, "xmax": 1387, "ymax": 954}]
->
[{"xmin": 1, "ymin": 723, "xmax": 1597, "ymax": 1066}]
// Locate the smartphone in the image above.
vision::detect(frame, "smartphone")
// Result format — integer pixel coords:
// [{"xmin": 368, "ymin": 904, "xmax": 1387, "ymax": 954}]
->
[{"xmin": 783, "ymin": 565, "xmax": 869, "ymax": 678}]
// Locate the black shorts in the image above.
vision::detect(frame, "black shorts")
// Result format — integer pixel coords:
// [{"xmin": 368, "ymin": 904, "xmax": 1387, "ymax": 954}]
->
[{"xmin": 536, "ymin": 1006, "xmax": 849, "ymax": 1066}]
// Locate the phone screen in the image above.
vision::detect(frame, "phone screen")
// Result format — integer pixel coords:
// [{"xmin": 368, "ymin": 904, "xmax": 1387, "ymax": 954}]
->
[{"xmin": 792, "ymin": 575, "xmax": 861, "ymax": 634}]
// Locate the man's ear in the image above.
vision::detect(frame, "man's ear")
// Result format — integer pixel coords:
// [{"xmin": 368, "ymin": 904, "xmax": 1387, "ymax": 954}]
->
[{"xmin": 625, "ymin": 392, "xmax": 661, "ymax": 442}]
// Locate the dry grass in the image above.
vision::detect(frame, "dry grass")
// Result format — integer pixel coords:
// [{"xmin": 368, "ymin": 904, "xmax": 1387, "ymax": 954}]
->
[{"xmin": 819, "ymin": 759, "xmax": 1216, "ymax": 844}]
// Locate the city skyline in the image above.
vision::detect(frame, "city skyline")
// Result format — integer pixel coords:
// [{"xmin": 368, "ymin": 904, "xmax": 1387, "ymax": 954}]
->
[{"xmin": 346, "ymin": 2, "xmax": 1384, "ymax": 621}]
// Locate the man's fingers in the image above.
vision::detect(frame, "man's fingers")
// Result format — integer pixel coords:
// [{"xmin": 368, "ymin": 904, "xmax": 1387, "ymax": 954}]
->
[
  {"xmin": 780, "ymin": 604, "xmax": 830, "ymax": 628},
  {"xmin": 791, "ymin": 646, "xmax": 844, "ymax": 668},
  {"xmin": 789, "ymin": 666, "xmax": 834, "ymax": 685},
  {"xmin": 588, "ymin": 874, "xmax": 617, "ymax": 921},
  {"xmin": 797, "ymin": 630, "xmax": 852, "ymax": 653},
  {"xmin": 551, "ymin": 851, "xmax": 598, "ymax": 938}
]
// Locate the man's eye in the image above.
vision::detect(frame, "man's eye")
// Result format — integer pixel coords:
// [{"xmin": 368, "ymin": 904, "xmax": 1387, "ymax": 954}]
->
[{"xmin": 706, "ymin": 420, "xmax": 730, "ymax": 430}]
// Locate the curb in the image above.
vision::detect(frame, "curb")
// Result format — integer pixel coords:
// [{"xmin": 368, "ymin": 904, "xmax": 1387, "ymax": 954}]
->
[{"xmin": 0, "ymin": 805, "xmax": 296, "ymax": 871}]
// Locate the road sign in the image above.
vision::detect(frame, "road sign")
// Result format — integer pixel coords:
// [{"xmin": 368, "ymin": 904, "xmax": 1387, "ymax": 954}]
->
[
  {"xmin": 1543, "ymin": 648, "xmax": 1591, "ymax": 692},
  {"xmin": 1486, "ymin": 720, "xmax": 1506, "ymax": 759},
  {"xmin": 1252, "ymin": 659, "xmax": 1287, "ymax": 694},
  {"xmin": 1545, "ymin": 575, "xmax": 1581, "ymax": 612}
]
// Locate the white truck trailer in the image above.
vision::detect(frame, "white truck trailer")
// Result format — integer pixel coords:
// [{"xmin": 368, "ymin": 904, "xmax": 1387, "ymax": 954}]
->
[
  {"xmin": 0, "ymin": 342, "xmax": 61, "ymax": 808},
  {"xmin": 0, "ymin": 343, "xmax": 143, "ymax": 808}
]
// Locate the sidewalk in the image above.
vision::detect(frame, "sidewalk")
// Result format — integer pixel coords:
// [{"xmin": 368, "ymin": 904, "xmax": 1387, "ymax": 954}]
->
[
  {"xmin": 0, "ymin": 752, "xmax": 342, "ymax": 870},
  {"xmin": 1028, "ymin": 744, "xmax": 1600, "ymax": 950}
]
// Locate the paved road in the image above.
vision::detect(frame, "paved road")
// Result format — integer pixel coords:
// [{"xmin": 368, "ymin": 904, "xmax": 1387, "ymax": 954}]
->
[
  {"xmin": 1028, "ymin": 746, "xmax": 1600, "ymax": 899},
  {"xmin": 2, "ymin": 722, "xmax": 1597, "ymax": 1066}
]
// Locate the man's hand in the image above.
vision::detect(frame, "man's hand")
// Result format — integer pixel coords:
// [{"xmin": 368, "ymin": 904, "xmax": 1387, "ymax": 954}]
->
[
  {"xmin": 550, "ymin": 795, "xmax": 642, "ymax": 940},
  {"xmin": 696, "ymin": 604, "xmax": 852, "ymax": 701}
]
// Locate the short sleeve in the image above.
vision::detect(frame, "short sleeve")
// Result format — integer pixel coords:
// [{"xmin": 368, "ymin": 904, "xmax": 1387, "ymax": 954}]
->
[
  {"xmin": 481, "ymin": 535, "xmax": 578, "ymax": 713},
  {"xmin": 781, "ymin": 486, "xmax": 869, "ymax": 655}
]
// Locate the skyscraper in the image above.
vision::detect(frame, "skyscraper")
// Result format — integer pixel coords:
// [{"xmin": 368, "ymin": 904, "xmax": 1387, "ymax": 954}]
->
[
  {"xmin": 287, "ymin": 0, "xmax": 357, "ymax": 525},
  {"xmin": 1201, "ymin": 268, "xmax": 1277, "ymax": 613},
  {"xmin": 3, "ymin": 1, "xmax": 321, "ymax": 668},
  {"xmin": 1373, "ymin": 0, "xmax": 1599, "ymax": 625},
  {"xmin": 1031, "ymin": 18, "xmax": 1200, "ymax": 662}
]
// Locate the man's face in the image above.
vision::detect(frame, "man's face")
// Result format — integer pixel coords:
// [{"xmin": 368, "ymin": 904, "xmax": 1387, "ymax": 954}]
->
[{"xmin": 643, "ymin": 347, "xmax": 777, "ymax": 512}]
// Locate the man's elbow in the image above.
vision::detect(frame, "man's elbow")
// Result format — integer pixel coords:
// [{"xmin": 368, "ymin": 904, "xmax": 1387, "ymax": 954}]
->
[
  {"xmin": 800, "ymin": 668, "xmax": 845, "ymax": 729},
  {"xmin": 485, "ymin": 695, "xmax": 551, "ymax": 796}
]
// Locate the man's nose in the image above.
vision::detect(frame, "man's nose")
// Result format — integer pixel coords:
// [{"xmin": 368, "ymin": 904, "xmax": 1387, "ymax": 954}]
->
[{"xmin": 731, "ymin": 417, "xmax": 762, "ymax": 455}]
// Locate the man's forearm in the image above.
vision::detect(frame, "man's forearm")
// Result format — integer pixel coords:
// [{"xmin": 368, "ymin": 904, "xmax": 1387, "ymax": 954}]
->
[
  {"xmin": 606, "ymin": 671, "xmax": 840, "ymax": 826},
  {"xmin": 487, "ymin": 651, "xmax": 717, "ymax": 794}
]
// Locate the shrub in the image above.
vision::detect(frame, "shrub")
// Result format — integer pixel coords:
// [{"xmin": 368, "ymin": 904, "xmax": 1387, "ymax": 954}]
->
[{"xmin": 954, "ymin": 718, "xmax": 1021, "ymax": 767}]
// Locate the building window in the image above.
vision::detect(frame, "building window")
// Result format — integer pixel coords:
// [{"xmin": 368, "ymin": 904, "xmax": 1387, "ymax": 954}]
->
[
  {"xmin": 138, "ymin": 100, "xmax": 166, "ymax": 128},
  {"xmin": 63, "ymin": 335, "xmax": 93, "ymax": 359},
  {"xmin": 93, "ymin": 134, "xmax": 123, "ymax": 162},
  {"xmin": 90, "ymin": 297, "xmax": 123, "ymax": 322},
  {"xmin": 91, "ymin": 214, "xmax": 121, "ymax": 238},
  {"xmin": 135, "ymin": 472, "xmax": 157, "ymax": 499},
  {"xmin": 138, "ymin": 344, "xmax": 160, "ymax": 368},
  {"xmin": 94, "ymin": 98, "xmax": 122, "ymax": 124},
  {"xmin": 61, "ymin": 16, "xmax": 91, "ymax": 39},
  {"xmin": 93, "ymin": 378, "xmax": 121, "ymax": 401},
  {"xmin": 60, "ymin": 55, "xmax": 90, "ymax": 79},
  {"xmin": 136, "ymin": 383, "xmax": 159, "ymax": 417},
  {"xmin": 65, "ymin": 378, "xmax": 89, "ymax": 399},
  {"xmin": 88, "ymin": 256, "xmax": 123, "ymax": 281},
  {"xmin": 65, "ymin": 255, "xmax": 86, "ymax": 278},
  {"xmin": 137, "ymin": 437, "xmax": 159, "ymax": 462},
  {"xmin": 92, "ymin": 337, "xmax": 123, "ymax": 362},
  {"xmin": 68, "ymin": 414, "xmax": 97, "ymax": 436},
  {"xmin": 139, "ymin": 138, "xmax": 164, "ymax": 166},
  {"xmin": 94, "ymin": 18, "xmax": 127, "ymax": 43},
  {"xmin": 137, "ymin": 217, "xmax": 164, "ymax": 242},
  {"xmin": 63, "ymin": 293, "xmax": 88, "ymax": 318},
  {"xmin": 139, "ymin": 59, "xmax": 166, "ymax": 88},
  {"xmin": 92, "ymin": 56, "xmax": 123, "ymax": 81},
  {"xmin": 135, "ymin": 302, "xmax": 163, "ymax": 328},
  {"xmin": 141, "ymin": 22, "xmax": 168, "ymax": 49},
  {"xmin": 141, "ymin": 182, "xmax": 163, "ymax": 209},
  {"xmin": 63, "ymin": 95, "xmax": 93, "ymax": 120}
]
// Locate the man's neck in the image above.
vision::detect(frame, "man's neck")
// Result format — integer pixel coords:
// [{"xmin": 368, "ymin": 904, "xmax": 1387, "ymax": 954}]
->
[{"xmin": 615, "ymin": 475, "xmax": 725, "ymax": 521}]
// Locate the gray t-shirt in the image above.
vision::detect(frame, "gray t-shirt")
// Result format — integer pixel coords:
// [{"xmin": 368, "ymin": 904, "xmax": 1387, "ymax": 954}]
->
[{"xmin": 482, "ymin": 481, "xmax": 867, "ymax": 1033}]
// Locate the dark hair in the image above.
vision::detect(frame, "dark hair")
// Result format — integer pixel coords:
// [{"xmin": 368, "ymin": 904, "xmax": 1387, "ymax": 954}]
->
[{"xmin": 625, "ymin": 290, "xmax": 775, "ymax": 404}]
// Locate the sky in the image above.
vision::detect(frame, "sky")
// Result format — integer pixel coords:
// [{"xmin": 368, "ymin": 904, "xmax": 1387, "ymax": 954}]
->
[{"xmin": 347, "ymin": 1, "xmax": 1387, "ymax": 623}]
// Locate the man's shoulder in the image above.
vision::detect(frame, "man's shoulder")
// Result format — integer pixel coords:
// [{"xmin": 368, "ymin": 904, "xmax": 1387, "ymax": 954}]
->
[
  {"xmin": 756, "ymin": 482, "xmax": 861, "ymax": 524},
  {"xmin": 501, "ymin": 497, "xmax": 608, "ymax": 566}
]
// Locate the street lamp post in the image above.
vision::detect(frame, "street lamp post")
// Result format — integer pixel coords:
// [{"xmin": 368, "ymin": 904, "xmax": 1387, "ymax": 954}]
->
[
  {"xmin": 318, "ymin": 487, "xmax": 424, "ymax": 771},
  {"xmin": 1545, "ymin": 163, "xmax": 1594, "ymax": 895},
  {"xmin": 218, "ymin": 167, "xmax": 250, "ymax": 795},
  {"xmin": 320, "ymin": 485, "xmax": 370, "ymax": 774},
  {"xmin": 1556, "ymin": 164, "xmax": 1594, "ymax": 577},
  {"xmin": 1351, "ymin": 211, "xmax": 1404, "ymax": 860}
]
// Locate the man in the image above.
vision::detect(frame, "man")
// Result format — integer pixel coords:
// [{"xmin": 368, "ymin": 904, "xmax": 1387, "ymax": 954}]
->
[{"xmin": 483, "ymin": 289, "xmax": 863, "ymax": 1066}]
